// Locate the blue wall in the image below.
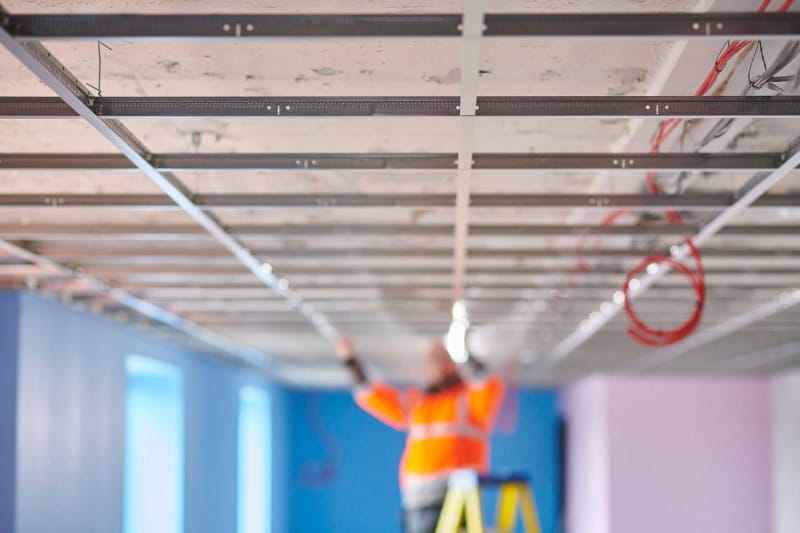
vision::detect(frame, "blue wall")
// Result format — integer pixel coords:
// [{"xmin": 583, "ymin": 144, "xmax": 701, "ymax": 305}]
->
[
  {"xmin": 280, "ymin": 387, "xmax": 561, "ymax": 533},
  {"xmin": 8, "ymin": 291, "xmax": 280, "ymax": 533},
  {"xmin": 282, "ymin": 389, "xmax": 406, "ymax": 533},
  {"xmin": 0, "ymin": 291, "xmax": 20, "ymax": 533}
]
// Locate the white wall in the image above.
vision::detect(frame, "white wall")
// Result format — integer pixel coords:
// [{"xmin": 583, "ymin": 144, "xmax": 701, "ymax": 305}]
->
[
  {"xmin": 772, "ymin": 371, "xmax": 800, "ymax": 533},
  {"xmin": 563, "ymin": 377, "xmax": 610, "ymax": 533}
]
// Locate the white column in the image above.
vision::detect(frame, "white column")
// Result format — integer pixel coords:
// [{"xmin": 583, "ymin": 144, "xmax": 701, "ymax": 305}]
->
[{"xmin": 772, "ymin": 371, "xmax": 800, "ymax": 533}]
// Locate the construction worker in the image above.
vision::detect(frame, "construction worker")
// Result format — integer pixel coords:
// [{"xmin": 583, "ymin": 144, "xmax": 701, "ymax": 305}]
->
[{"xmin": 336, "ymin": 336, "xmax": 505, "ymax": 533}]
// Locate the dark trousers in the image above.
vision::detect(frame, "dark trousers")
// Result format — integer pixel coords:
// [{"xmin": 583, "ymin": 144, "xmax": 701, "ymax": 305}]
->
[{"xmin": 402, "ymin": 500, "xmax": 445, "ymax": 533}]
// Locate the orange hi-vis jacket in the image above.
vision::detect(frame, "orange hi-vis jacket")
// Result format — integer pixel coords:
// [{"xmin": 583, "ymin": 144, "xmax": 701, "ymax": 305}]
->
[{"xmin": 355, "ymin": 376, "xmax": 504, "ymax": 490}]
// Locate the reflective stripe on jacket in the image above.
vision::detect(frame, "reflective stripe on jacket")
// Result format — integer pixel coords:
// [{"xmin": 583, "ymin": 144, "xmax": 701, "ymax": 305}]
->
[{"xmin": 355, "ymin": 376, "xmax": 504, "ymax": 488}]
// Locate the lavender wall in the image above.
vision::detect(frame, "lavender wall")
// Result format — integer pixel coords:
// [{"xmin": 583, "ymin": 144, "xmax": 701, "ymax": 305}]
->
[
  {"xmin": 607, "ymin": 377, "xmax": 771, "ymax": 533},
  {"xmin": 564, "ymin": 376, "xmax": 772, "ymax": 533}
]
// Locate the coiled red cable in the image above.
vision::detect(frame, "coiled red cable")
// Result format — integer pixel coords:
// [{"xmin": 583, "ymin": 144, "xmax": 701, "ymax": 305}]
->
[
  {"xmin": 600, "ymin": 0, "xmax": 793, "ymax": 346},
  {"xmin": 622, "ymin": 239, "xmax": 706, "ymax": 346}
]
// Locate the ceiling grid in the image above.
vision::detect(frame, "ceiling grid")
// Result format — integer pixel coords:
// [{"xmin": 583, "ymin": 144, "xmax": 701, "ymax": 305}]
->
[{"xmin": 1, "ymin": 1, "xmax": 799, "ymax": 384}]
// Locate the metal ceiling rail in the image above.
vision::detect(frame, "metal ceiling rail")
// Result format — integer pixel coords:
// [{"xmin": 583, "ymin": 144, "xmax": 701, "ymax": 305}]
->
[
  {"xmin": 112, "ymin": 278, "xmax": 798, "ymax": 290},
  {"xmin": 623, "ymin": 289, "xmax": 800, "ymax": 372},
  {"xmin": 81, "ymin": 293, "xmax": 769, "ymax": 310},
  {"xmin": 34, "ymin": 246, "xmax": 800, "ymax": 259},
  {"xmin": 47, "ymin": 286, "xmax": 780, "ymax": 304},
  {"xmin": 0, "ymin": 15, "xmax": 339, "ymax": 342},
  {"xmin": 188, "ymin": 315, "xmax": 800, "ymax": 325},
  {"xmin": 194, "ymin": 312, "xmax": 800, "ymax": 325},
  {"xmin": 203, "ymin": 324, "xmax": 800, "ymax": 334},
  {"xmin": 112, "ymin": 281, "xmax": 800, "ymax": 291},
  {"xmin": 4, "ymin": 96, "xmax": 800, "ymax": 118},
  {"xmin": 0, "ymin": 152, "xmax": 460, "ymax": 170},
  {"xmin": 3, "ymin": 193, "xmax": 799, "ymax": 210},
  {"xmin": 471, "ymin": 152, "xmax": 781, "ymax": 171},
  {"xmin": 81, "ymin": 286, "xmax": 780, "ymax": 302},
  {"xmin": 172, "ymin": 312, "xmax": 800, "ymax": 324},
  {"xmin": 125, "ymin": 300, "xmax": 744, "ymax": 312},
  {"xmin": 451, "ymin": 0, "xmax": 483, "ymax": 304},
  {"xmin": 192, "ymin": 323, "xmax": 800, "ymax": 335},
  {"xmin": 195, "ymin": 316, "xmax": 800, "ymax": 328},
  {"xmin": 0, "ymin": 152, "xmax": 784, "ymax": 171},
  {"xmin": 3, "ymin": 223, "xmax": 798, "ymax": 236},
  {"xmin": 4, "ymin": 12, "xmax": 800, "ymax": 40},
  {"xmin": 0, "ymin": 239, "xmax": 271, "ymax": 369},
  {"xmin": 717, "ymin": 340, "xmax": 800, "ymax": 371},
  {"xmin": 158, "ymin": 296, "xmax": 779, "ymax": 314},
  {"xmin": 542, "ymin": 135, "xmax": 800, "ymax": 375},
  {"xmin": 99, "ymin": 279, "xmax": 800, "ymax": 290},
  {"xmin": 38, "ymin": 264, "xmax": 800, "ymax": 277}
]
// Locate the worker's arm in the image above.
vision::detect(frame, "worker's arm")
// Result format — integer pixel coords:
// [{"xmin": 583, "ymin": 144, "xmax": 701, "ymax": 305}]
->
[
  {"xmin": 463, "ymin": 353, "xmax": 505, "ymax": 428},
  {"xmin": 336, "ymin": 337, "xmax": 409, "ymax": 431},
  {"xmin": 463, "ymin": 352, "xmax": 489, "ymax": 380}
]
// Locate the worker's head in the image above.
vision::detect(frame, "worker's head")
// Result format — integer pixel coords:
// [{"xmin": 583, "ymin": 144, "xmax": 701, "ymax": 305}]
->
[{"xmin": 424, "ymin": 340, "xmax": 459, "ymax": 385}]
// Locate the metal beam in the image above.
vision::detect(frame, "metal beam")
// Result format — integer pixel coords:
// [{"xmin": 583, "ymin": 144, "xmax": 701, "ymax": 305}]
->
[
  {"xmin": 73, "ymin": 286, "xmax": 778, "ymax": 304},
  {"xmin": 161, "ymin": 294, "xmax": 781, "ymax": 313},
  {"xmin": 4, "ymin": 96, "xmax": 800, "ymax": 118},
  {"xmin": 5, "ymin": 12, "xmax": 800, "ymax": 40},
  {"xmin": 0, "ymin": 193, "xmax": 455, "ymax": 208},
  {"xmin": 0, "ymin": 22, "xmax": 337, "ymax": 340},
  {"xmin": 451, "ymin": 0, "xmax": 483, "ymax": 303},
  {"xmin": 0, "ymin": 239, "xmax": 271, "ymax": 369},
  {"xmin": 472, "ymin": 152, "xmax": 781, "ymax": 171},
  {"xmin": 2, "ymin": 193, "xmax": 798, "ymax": 210},
  {"xmin": 543, "ymin": 136, "xmax": 800, "ymax": 374},
  {"xmin": 171, "ymin": 311, "xmax": 800, "ymax": 324},
  {"xmin": 28, "ymin": 263, "xmax": 800, "ymax": 277},
  {"xmin": 3, "ymin": 223, "xmax": 798, "ymax": 237},
  {"xmin": 79, "ymin": 292, "xmax": 771, "ymax": 312},
  {"xmin": 624, "ymin": 289, "xmax": 800, "ymax": 372},
  {"xmin": 0, "ymin": 151, "xmax": 785, "ymax": 171},
  {"xmin": 716, "ymin": 340, "xmax": 800, "ymax": 371},
  {"xmin": 33, "ymin": 246, "xmax": 800, "ymax": 260},
  {"xmin": 128, "ymin": 282, "xmax": 786, "ymax": 292}
]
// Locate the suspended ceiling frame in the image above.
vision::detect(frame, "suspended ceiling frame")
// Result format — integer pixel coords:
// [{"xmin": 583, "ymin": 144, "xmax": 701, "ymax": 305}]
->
[{"xmin": 1, "ymin": 5, "xmax": 800, "ymax": 384}]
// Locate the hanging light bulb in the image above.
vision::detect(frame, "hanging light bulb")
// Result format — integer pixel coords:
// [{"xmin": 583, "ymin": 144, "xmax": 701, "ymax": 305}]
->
[{"xmin": 445, "ymin": 299, "xmax": 469, "ymax": 363}]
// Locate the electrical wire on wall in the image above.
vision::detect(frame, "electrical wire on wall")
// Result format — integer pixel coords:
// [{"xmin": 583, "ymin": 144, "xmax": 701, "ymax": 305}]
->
[
  {"xmin": 496, "ymin": 359, "xmax": 520, "ymax": 435},
  {"xmin": 584, "ymin": 0, "xmax": 797, "ymax": 347},
  {"xmin": 298, "ymin": 393, "xmax": 340, "ymax": 487}
]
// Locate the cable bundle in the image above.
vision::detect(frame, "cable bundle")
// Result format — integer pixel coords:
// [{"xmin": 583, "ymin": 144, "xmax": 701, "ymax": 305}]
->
[{"xmin": 609, "ymin": 0, "xmax": 795, "ymax": 346}]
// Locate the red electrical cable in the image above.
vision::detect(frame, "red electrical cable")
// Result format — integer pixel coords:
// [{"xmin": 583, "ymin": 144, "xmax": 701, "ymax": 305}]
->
[
  {"xmin": 594, "ymin": 0, "xmax": 793, "ymax": 346},
  {"xmin": 622, "ymin": 239, "xmax": 706, "ymax": 346}
]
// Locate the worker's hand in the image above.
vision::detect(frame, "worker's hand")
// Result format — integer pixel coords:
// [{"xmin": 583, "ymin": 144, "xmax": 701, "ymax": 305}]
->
[{"xmin": 335, "ymin": 336, "xmax": 355, "ymax": 360}]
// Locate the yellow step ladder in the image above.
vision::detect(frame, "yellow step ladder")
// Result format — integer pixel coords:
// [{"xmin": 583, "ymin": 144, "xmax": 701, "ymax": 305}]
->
[{"xmin": 435, "ymin": 470, "xmax": 542, "ymax": 533}]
